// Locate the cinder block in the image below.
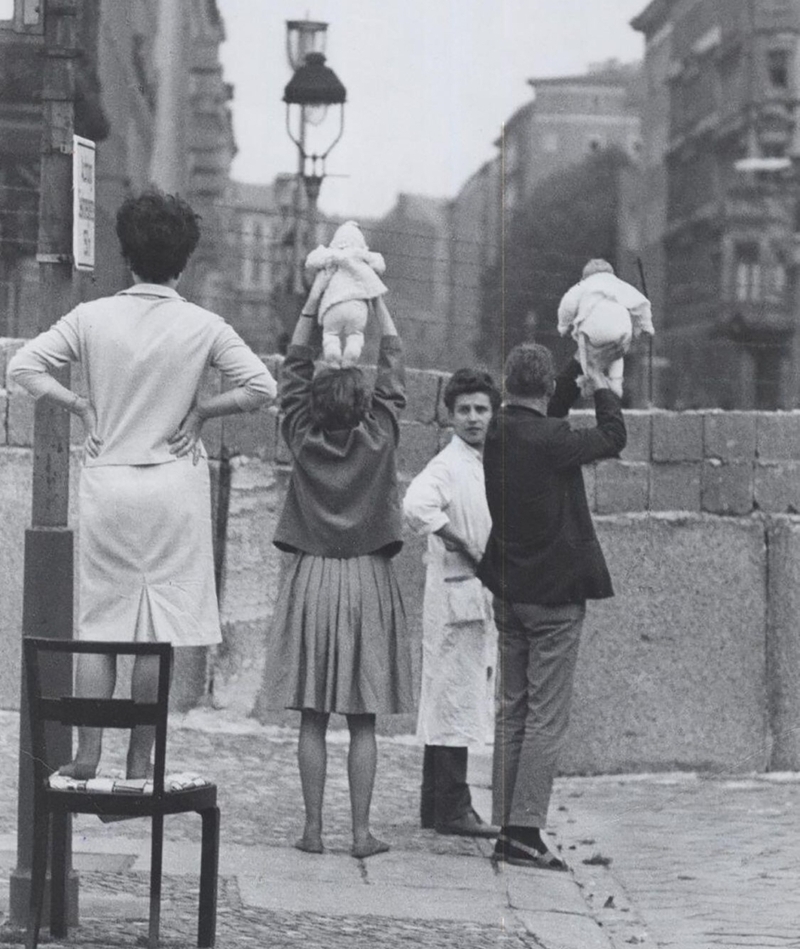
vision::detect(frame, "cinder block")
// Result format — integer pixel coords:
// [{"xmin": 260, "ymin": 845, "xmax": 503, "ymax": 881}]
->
[
  {"xmin": 766, "ymin": 517, "xmax": 800, "ymax": 769},
  {"xmin": 222, "ymin": 406, "xmax": 277, "ymax": 460},
  {"xmin": 754, "ymin": 462, "xmax": 800, "ymax": 513},
  {"xmin": 0, "ymin": 391, "xmax": 7, "ymax": 446},
  {"xmin": 0, "ymin": 340, "xmax": 24, "ymax": 388},
  {"xmin": 196, "ymin": 368, "xmax": 223, "ymax": 459},
  {"xmin": 756, "ymin": 412, "xmax": 800, "ymax": 460},
  {"xmin": 397, "ymin": 421, "xmax": 440, "ymax": 479},
  {"xmin": 652, "ymin": 411, "xmax": 704, "ymax": 462},
  {"xmin": 564, "ymin": 516, "xmax": 768, "ymax": 774},
  {"xmin": 406, "ymin": 367, "xmax": 443, "ymax": 424},
  {"xmin": 621, "ymin": 410, "xmax": 651, "ymax": 461},
  {"xmin": 701, "ymin": 460, "xmax": 754, "ymax": 515},
  {"xmin": 437, "ymin": 425, "xmax": 454, "ymax": 452},
  {"xmin": 705, "ymin": 411, "xmax": 757, "ymax": 461},
  {"xmin": 567, "ymin": 410, "xmax": 595, "ymax": 431},
  {"xmin": 595, "ymin": 459, "xmax": 649, "ymax": 514},
  {"xmin": 6, "ymin": 381, "xmax": 34, "ymax": 447},
  {"xmin": 650, "ymin": 462, "xmax": 702, "ymax": 512}
]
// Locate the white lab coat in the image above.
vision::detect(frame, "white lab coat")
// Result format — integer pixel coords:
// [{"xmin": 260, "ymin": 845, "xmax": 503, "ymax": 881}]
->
[{"xmin": 403, "ymin": 435, "xmax": 496, "ymax": 747}]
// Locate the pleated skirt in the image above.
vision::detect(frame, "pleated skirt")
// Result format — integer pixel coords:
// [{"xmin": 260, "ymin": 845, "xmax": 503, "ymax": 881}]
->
[
  {"xmin": 264, "ymin": 552, "xmax": 414, "ymax": 715},
  {"xmin": 78, "ymin": 459, "xmax": 222, "ymax": 646}
]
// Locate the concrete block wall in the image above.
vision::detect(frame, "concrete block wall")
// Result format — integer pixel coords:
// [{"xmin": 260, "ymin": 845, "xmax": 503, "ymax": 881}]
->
[{"xmin": 3, "ymin": 338, "xmax": 800, "ymax": 773}]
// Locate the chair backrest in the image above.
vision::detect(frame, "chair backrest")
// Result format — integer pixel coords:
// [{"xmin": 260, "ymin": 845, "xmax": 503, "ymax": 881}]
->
[{"xmin": 23, "ymin": 638, "xmax": 173, "ymax": 798}]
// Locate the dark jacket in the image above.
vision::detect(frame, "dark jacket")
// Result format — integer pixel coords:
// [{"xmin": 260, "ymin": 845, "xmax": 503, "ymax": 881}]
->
[
  {"xmin": 273, "ymin": 336, "xmax": 406, "ymax": 559},
  {"xmin": 477, "ymin": 360, "xmax": 626, "ymax": 605}
]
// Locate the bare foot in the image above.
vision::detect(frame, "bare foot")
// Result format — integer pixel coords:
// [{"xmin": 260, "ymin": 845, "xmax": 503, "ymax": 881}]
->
[
  {"xmin": 351, "ymin": 834, "xmax": 390, "ymax": 859},
  {"xmin": 294, "ymin": 834, "xmax": 324, "ymax": 854},
  {"xmin": 58, "ymin": 760, "xmax": 98, "ymax": 780}
]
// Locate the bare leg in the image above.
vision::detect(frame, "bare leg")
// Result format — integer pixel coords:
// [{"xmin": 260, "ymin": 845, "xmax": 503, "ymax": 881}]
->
[
  {"xmin": 58, "ymin": 653, "xmax": 116, "ymax": 779},
  {"xmin": 341, "ymin": 331, "xmax": 365, "ymax": 367},
  {"xmin": 296, "ymin": 709, "xmax": 329, "ymax": 853},
  {"xmin": 322, "ymin": 332, "xmax": 344, "ymax": 367},
  {"xmin": 127, "ymin": 654, "xmax": 160, "ymax": 779},
  {"xmin": 347, "ymin": 713, "xmax": 388, "ymax": 858}
]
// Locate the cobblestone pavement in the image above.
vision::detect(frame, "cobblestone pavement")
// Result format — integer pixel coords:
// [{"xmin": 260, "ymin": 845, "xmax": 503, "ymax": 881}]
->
[
  {"xmin": 0, "ymin": 710, "xmax": 799, "ymax": 948},
  {"xmin": 552, "ymin": 772, "xmax": 800, "ymax": 948}
]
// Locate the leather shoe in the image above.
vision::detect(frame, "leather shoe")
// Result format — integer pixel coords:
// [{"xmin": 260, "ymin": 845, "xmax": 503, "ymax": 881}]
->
[{"xmin": 436, "ymin": 810, "xmax": 500, "ymax": 838}]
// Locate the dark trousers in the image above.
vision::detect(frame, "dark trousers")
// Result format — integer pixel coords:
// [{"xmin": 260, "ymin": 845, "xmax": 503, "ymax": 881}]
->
[
  {"xmin": 491, "ymin": 598, "xmax": 585, "ymax": 829},
  {"xmin": 420, "ymin": 744, "xmax": 472, "ymax": 829}
]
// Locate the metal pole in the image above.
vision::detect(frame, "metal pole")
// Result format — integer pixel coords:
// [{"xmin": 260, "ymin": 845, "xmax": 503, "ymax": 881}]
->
[
  {"xmin": 636, "ymin": 256, "xmax": 654, "ymax": 407},
  {"xmin": 9, "ymin": 0, "xmax": 79, "ymax": 926},
  {"xmin": 291, "ymin": 113, "xmax": 308, "ymax": 297}
]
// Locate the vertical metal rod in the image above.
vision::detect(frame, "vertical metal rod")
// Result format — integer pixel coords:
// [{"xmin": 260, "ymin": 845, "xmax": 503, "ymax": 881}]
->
[
  {"xmin": 637, "ymin": 256, "xmax": 654, "ymax": 407},
  {"xmin": 10, "ymin": 0, "xmax": 79, "ymax": 926}
]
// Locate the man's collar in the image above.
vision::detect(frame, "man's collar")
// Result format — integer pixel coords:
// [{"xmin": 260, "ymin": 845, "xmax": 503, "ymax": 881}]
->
[
  {"xmin": 452, "ymin": 433, "xmax": 483, "ymax": 459},
  {"xmin": 503, "ymin": 400, "xmax": 547, "ymax": 417},
  {"xmin": 117, "ymin": 283, "xmax": 182, "ymax": 299}
]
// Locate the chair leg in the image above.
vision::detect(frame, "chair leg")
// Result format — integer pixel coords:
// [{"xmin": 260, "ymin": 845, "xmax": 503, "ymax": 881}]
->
[
  {"xmin": 148, "ymin": 814, "xmax": 165, "ymax": 949},
  {"xmin": 26, "ymin": 807, "xmax": 49, "ymax": 949},
  {"xmin": 50, "ymin": 810, "xmax": 68, "ymax": 938},
  {"xmin": 198, "ymin": 806, "xmax": 219, "ymax": 948}
]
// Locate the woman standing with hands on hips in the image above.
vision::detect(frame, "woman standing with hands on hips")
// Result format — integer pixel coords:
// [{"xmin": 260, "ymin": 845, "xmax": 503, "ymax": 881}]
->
[
  {"xmin": 263, "ymin": 297, "xmax": 413, "ymax": 859},
  {"xmin": 9, "ymin": 190, "xmax": 277, "ymax": 781}
]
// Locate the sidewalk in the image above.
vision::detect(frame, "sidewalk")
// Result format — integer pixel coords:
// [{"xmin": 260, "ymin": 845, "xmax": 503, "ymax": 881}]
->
[{"xmin": 0, "ymin": 709, "xmax": 797, "ymax": 948}]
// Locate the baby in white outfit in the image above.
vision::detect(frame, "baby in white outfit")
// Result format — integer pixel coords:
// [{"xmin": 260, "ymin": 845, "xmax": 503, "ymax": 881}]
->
[{"xmin": 557, "ymin": 259, "xmax": 654, "ymax": 398}]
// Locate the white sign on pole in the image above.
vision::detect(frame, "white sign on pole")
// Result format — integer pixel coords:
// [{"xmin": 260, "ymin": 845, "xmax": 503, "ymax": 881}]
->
[{"xmin": 72, "ymin": 135, "xmax": 96, "ymax": 272}]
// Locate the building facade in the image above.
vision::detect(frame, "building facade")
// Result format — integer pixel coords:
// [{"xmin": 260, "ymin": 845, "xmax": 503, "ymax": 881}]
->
[
  {"xmin": 446, "ymin": 157, "xmax": 502, "ymax": 373},
  {"xmin": 634, "ymin": 0, "xmax": 800, "ymax": 409},
  {"xmin": 365, "ymin": 194, "xmax": 451, "ymax": 370},
  {"xmin": 0, "ymin": 0, "xmax": 235, "ymax": 336},
  {"xmin": 502, "ymin": 68, "xmax": 642, "ymax": 215}
]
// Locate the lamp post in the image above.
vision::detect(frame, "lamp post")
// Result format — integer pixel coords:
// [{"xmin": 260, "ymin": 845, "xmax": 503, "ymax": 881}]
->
[
  {"xmin": 6, "ymin": 0, "xmax": 79, "ymax": 926},
  {"xmin": 283, "ymin": 30, "xmax": 346, "ymax": 296}
]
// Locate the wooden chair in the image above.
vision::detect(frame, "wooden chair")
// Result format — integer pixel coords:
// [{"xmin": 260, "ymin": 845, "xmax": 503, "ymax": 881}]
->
[{"xmin": 24, "ymin": 638, "xmax": 219, "ymax": 949}]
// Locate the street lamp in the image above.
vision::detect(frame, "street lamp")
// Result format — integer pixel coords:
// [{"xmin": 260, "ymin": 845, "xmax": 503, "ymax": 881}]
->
[
  {"xmin": 283, "ymin": 50, "xmax": 346, "ymax": 206},
  {"xmin": 285, "ymin": 18, "xmax": 328, "ymax": 70},
  {"xmin": 283, "ymin": 44, "xmax": 347, "ymax": 292}
]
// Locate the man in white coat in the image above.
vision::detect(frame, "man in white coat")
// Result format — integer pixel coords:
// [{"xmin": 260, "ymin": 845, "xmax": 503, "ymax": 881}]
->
[{"xmin": 403, "ymin": 368, "xmax": 501, "ymax": 838}]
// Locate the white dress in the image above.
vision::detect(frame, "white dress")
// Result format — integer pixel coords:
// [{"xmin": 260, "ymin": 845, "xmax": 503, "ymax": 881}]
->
[
  {"xmin": 8, "ymin": 284, "xmax": 277, "ymax": 645},
  {"xmin": 403, "ymin": 435, "xmax": 497, "ymax": 747}
]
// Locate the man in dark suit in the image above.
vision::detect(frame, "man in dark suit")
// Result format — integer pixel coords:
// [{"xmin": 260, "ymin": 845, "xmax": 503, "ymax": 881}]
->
[{"xmin": 478, "ymin": 342, "xmax": 626, "ymax": 870}]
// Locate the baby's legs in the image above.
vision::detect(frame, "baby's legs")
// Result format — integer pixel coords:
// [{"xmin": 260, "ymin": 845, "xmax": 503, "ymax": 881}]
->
[
  {"xmin": 322, "ymin": 331, "xmax": 344, "ymax": 367},
  {"xmin": 341, "ymin": 331, "xmax": 365, "ymax": 367},
  {"xmin": 606, "ymin": 356, "xmax": 625, "ymax": 399},
  {"xmin": 59, "ymin": 652, "xmax": 117, "ymax": 779}
]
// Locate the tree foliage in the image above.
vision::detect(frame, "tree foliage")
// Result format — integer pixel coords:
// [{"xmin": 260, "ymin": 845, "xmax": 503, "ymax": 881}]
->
[{"xmin": 481, "ymin": 146, "xmax": 632, "ymax": 367}]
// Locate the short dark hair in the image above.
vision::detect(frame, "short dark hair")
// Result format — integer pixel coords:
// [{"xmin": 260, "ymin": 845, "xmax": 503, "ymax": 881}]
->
[
  {"xmin": 310, "ymin": 366, "xmax": 371, "ymax": 431},
  {"xmin": 504, "ymin": 343, "xmax": 555, "ymax": 399},
  {"xmin": 115, "ymin": 190, "xmax": 201, "ymax": 283},
  {"xmin": 443, "ymin": 368, "xmax": 501, "ymax": 413}
]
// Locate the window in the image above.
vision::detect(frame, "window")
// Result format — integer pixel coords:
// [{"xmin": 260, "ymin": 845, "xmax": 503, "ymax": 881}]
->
[
  {"xmin": 734, "ymin": 243, "xmax": 762, "ymax": 302},
  {"xmin": 767, "ymin": 49, "xmax": 790, "ymax": 88},
  {"xmin": 543, "ymin": 132, "xmax": 559, "ymax": 153},
  {"xmin": 768, "ymin": 263, "xmax": 787, "ymax": 302}
]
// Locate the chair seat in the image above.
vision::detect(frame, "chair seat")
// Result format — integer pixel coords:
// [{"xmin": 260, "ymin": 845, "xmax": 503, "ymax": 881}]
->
[
  {"xmin": 48, "ymin": 772, "xmax": 212, "ymax": 794},
  {"xmin": 44, "ymin": 778, "xmax": 217, "ymax": 817}
]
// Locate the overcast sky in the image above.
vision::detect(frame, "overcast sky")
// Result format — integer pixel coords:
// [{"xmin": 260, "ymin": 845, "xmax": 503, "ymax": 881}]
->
[{"xmin": 216, "ymin": 0, "xmax": 647, "ymax": 219}]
